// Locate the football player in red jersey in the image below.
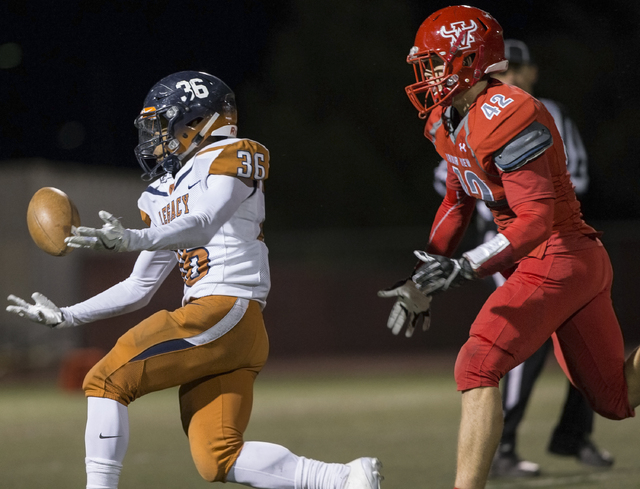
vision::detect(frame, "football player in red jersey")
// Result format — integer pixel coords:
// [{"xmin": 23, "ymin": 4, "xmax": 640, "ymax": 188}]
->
[
  {"xmin": 433, "ymin": 38, "xmax": 611, "ymax": 478},
  {"xmin": 7, "ymin": 72, "xmax": 382, "ymax": 489},
  {"xmin": 379, "ymin": 6, "xmax": 640, "ymax": 489},
  {"xmin": 489, "ymin": 39, "xmax": 612, "ymax": 477}
]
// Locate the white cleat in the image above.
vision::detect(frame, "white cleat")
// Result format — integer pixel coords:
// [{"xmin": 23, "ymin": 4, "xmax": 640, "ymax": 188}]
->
[{"xmin": 344, "ymin": 457, "xmax": 383, "ymax": 489}]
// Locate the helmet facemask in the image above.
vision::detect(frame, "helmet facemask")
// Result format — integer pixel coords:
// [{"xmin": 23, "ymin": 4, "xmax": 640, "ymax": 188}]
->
[
  {"xmin": 134, "ymin": 106, "xmax": 182, "ymax": 181},
  {"xmin": 406, "ymin": 39, "xmax": 484, "ymax": 119}
]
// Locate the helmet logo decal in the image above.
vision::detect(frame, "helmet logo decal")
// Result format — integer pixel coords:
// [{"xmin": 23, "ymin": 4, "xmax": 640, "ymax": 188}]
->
[
  {"xmin": 440, "ymin": 21, "xmax": 478, "ymax": 50},
  {"xmin": 176, "ymin": 78, "xmax": 210, "ymax": 102}
]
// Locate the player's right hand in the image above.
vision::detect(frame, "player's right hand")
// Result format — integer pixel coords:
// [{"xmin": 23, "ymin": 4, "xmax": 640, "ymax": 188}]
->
[
  {"xmin": 6, "ymin": 293, "xmax": 65, "ymax": 327},
  {"xmin": 65, "ymin": 210, "xmax": 130, "ymax": 252},
  {"xmin": 412, "ymin": 251, "xmax": 474, "ymax": 294},
  {"xmin": 377, "ymin": 279, "xmax": 432, "ymax": 337}
]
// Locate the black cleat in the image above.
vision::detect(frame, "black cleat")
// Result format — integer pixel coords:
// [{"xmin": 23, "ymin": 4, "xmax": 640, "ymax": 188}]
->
[
  {"xmin": 489, "ymin": 451, "xmax": 541, "ymax": 478},
  {"xmin": 549, "ymin": 439, "xmax": 614, "ymax": 467}
]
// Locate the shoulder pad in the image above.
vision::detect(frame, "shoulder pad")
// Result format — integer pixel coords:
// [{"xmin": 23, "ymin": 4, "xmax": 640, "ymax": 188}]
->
[
  {"xmin": 197, "ymin": 138, "xmax": 270, "ymax": 181},
  {"xmin": 493, "ymin": 121, "xmax": 553, "ymax": 172}
]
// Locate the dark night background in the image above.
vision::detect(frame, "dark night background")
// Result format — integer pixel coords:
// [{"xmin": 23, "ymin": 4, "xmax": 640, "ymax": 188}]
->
[{"xmin": 3, "ymin": 0, "xmax": 640, "ymax": 233}]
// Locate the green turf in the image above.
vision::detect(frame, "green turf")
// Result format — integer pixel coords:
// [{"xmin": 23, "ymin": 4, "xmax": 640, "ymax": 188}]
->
[{"xmin": 0, "ymin": 365, "xmax": 638, "ymax": 488}]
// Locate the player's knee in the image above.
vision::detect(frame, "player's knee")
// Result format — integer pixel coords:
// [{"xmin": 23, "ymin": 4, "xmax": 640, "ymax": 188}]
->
[
  {"xmin": 592, "ymin": 403, "xmax": 631, "ymax": 421},
  {"xmin": 455, "ymin": 337, "xmax": 503, "ymax": 390},
  {"xmin": 589, "ymin": 393, "xmax": 634, "ymax": 421},
  {"xmin": 82, "ymin": 358, "xmax": 135, "ymax": 406},
  {"xmin": 191, "ymin": 439, "xmax": 243, "ymax": 482},
  {"xmin": 192, "ymin": 456, "xmax": 223, "ymax": 482}
]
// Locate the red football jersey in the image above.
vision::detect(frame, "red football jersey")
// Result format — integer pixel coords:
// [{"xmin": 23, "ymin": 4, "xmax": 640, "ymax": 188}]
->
[{"xmin": 426, "ymin": 79, "xmax": 598, "ymax": 259}]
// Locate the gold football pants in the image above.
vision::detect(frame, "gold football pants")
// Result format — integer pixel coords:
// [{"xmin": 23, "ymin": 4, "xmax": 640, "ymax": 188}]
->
[{"xmin": 83, "ymin": 295, "xmax": 269, "ymax": 481}]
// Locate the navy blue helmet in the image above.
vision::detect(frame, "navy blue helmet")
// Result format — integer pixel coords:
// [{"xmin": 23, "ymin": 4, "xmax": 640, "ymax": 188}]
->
[{"xmin": 134, "ymin": 71, "xmax": 237, "ymax": 180}]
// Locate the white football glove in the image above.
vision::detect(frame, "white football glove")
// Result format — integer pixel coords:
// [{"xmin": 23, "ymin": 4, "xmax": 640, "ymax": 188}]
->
[
  {"xmin": 6, "ymin": 292, "xmax": 69, "ymax": 328},
  {"xmin": 65, "ymin": 210, "xmax": 130, "ymax": 252},
  {"xmin": 377, "ymin": 279, "xmax": 432, "ymax": 337}
]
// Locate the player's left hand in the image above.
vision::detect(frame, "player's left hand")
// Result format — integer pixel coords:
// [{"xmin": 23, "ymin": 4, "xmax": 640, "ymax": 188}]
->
[
  {"xmin": 6, "ymin": 292, "xmax": 68, "ymax": 327},
  {"xmin": 412, "ymin": 250, "xmax": 475, "ymax": 294},
  {"xmin": 377, "ymin": 279, "xmax": 432, "ymax": 337},
  {"xmin": 65, "ymin": 210, "xmax": 130, "ymax": 252}
]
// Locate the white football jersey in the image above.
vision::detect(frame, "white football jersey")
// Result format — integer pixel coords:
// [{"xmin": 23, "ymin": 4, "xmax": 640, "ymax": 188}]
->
[{"xmin": 137, "ymin": 137, "xmax": 271, "ymax": 307}]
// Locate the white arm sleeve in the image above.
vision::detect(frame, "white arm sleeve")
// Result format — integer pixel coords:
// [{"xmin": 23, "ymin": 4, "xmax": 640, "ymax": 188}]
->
[
  {"xmin": 60, "ymin": 249, "xmax": 176, "ymax": 327},
  {"xmin": 126, "ymin": 175, "xmax": 254, "ymax": 251}
]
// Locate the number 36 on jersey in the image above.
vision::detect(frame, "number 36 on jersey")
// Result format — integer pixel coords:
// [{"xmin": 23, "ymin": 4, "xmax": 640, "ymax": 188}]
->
[{"xmin": 202, "ymin": 139, "xmax": 270, "ymax": 182}]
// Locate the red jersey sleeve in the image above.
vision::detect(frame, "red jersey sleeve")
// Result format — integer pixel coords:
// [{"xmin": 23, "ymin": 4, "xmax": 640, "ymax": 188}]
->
[
  {"xmin": 426, "ymin": 186, "xmax": 476, "ymax": 257},
  {"xmin": 500, "ymin": 153, "xmax": 555, "ymax": 258},
  {"xmin": 502, "ymin": 150, "xmax": 556, "ymax": 207}
]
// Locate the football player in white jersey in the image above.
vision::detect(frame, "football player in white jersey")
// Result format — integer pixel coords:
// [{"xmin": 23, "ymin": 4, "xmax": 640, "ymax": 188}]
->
[{"xmin": 7, "ymin": 71, "xmax": 382, "ymax": 489}]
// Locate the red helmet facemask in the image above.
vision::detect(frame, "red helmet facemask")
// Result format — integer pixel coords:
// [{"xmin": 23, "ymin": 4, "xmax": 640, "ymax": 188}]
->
[{"xmin": 406, "ymin": 5, "xmax": 508, "ymax": 119}]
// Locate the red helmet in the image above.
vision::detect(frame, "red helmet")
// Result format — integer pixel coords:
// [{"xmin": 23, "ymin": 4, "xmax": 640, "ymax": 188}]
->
[{"xmin": 406, "ymin": 5, "xmax": 508, "ymax": 118}]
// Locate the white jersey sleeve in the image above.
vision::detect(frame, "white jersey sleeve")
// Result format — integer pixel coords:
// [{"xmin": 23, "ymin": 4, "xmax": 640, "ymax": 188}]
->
[
  {"xmin": 126, "ymin": 175, "xmax": 254, "ymax": 251},
  {"xmin": 60, "ymin": 250, "xmax": 176, "ymax": 326},
  {"xmin": 136, "ymin": 138, "xmax": 271, "ymax": 308}
]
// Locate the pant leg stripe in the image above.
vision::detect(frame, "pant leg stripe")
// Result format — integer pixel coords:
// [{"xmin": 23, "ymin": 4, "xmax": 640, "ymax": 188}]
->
[
  {"xmin": 131, "ymin": 338, "xmax": 193, "ymax": 362},
  {"xmin": 184, "ymin": 298, "xmax": 249, "ymax": 346}
]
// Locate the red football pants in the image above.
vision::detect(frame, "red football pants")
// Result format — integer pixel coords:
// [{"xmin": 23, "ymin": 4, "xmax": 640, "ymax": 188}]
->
[{"xmin": 454, "ymin": 242, "xmax": 634, "ymax": 420}]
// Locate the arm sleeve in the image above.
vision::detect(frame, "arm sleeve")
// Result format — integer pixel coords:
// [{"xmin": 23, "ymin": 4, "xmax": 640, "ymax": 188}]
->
[
  {"xmin": 500, "ymin": 150, "xmax": 556, "ymax": 208},
  {"xmin": 126, "ymin": 174, "xmax": 254, "ymax": 251},
  {"xmin": 426, "ymin": 186, "xmax": 476, "ymax": 257},
  {"xmin": 463, "ymin": 153, "xmax": 556, "ymax": 278},
  {"xmin": 500, "ymin": 198, "xmax": 554, "ymax": 258},
  {"xmin": 467, "ymin": 198, "xmax": 554, "ymax": 278},
  {"xmin": 59, "ymin": 249, "xmax": 176, "ymax": 326}
]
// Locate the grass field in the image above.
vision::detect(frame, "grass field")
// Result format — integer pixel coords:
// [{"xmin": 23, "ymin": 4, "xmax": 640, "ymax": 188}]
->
[{"xmin": 0, "ymin": 357, "xmax": 638, "ymax": 489}]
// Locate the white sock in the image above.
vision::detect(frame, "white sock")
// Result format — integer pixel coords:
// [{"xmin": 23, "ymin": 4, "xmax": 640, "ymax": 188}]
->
[
  {"xmin": 296, "ymin": 456, "xmax": 350, "ymax": 489},
  {"xmin": 85, "ymin": 397, "xmax": 130, "ymax": 489},
  {"xmin": 228, "ymin": 442, "xmax": 299, "ymax": 489},
  {"xmin": 85, "ymin": 458, "xmax": 123, "ymax": 489},
  {"xmin": 227, "ymin": 441, "xmax": 349, "ymax": 489}
]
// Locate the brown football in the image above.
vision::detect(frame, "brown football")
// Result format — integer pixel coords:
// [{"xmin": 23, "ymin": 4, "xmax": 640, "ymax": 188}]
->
[{"xmin": 27, "ymin": 187, "xmax": 81, "ymax": 256}]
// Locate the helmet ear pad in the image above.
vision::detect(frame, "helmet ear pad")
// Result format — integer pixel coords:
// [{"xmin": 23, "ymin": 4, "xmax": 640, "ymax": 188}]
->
[
  {"xmin": 172, "ymin": 112, "xmax": 210, "ymax": 155},
  {"xmin": 172, "ymin": 104, "xmax": 237, "ymax": 158}
]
